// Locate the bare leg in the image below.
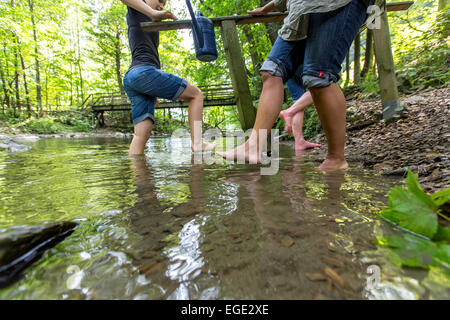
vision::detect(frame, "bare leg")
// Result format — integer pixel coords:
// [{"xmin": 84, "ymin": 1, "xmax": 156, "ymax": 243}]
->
[
  {"xmin": 179, "ymin": 84, "xmax": 216, "ymax": 152},
  {"xmin": 129, "ymin": 118, "xmax": 153, "ymax": 156},
  {"xmin": 309, "ymin": 84, "xmax": 348, "ymax": 171},
  {"xmin": 292, "ymin": 111, "xmax": 321, "ymax": 151},
  {"xmin": 217, "ymin": 72, "xmax": 284, "ymax": 163},
  {"xmin": 280, "ymin": 91, "xmax": 313, "ymax": 135}
]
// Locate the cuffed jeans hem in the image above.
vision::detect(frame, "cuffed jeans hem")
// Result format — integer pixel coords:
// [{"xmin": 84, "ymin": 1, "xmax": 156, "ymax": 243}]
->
[
  {"xmin": 133, "ymin": 113, "xmax": 156, "ymax": 126},
  {"xmin": 260, "ymin": 59, "xmax": 285, "ymax": 80},
  {"xmin": 171, "ymin": 79, "xmax": 189, "ymax": 101},
  {"xmin": 302, "ymin": 74, "xmax": 336, "ymax": 89}
]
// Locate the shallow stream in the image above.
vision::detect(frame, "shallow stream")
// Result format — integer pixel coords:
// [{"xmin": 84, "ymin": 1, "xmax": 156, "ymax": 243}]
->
[{"xmin": 0, "ymin": 137, "xmax": 448, "ymax": 299}]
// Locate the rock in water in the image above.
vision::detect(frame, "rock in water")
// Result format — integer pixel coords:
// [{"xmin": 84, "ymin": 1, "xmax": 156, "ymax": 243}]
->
[
  {"xmin": 0, "ymin": 221, "xmax": 78, "ymax": 288},
  {"xmin": 0, "ymin": 138, "xmax": 32, "ymax": 153}
]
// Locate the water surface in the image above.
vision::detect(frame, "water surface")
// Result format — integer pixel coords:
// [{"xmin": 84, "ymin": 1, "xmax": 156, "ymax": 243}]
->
[{"xmin": 0, "ymin": 136, "xmax": 448, "ymax": 299}]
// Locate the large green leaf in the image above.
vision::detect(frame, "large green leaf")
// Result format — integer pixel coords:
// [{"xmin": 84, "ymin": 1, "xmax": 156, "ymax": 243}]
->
[
  {"xmin": 433, "ymin": 225, "xmax": 450, "ymax": 242},
  {"xmin": 405, "ymin": 171, "xmax": 438, "ymax": 212},
  {"xmin": 431, "ymin": 188, "xmax": 450, "ymax": 207},
  {"xmin": 383, "ymin": 186, "xmax": 438, "ymax": 239},
  {"xmin": 377, "ymin": 234, "xmax": 450, "ymax": 269}
]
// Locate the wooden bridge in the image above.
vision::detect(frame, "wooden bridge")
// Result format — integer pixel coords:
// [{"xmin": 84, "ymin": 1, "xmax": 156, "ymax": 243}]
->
[
  {"xmin": 83, "ymin": 84, "xmax": 236, "ymax": 126},
  {"xmin": 141, "ymin": 1, "xmax": 414, "ymax": 128},
  {"xmin": 93, "ymin": 1, "xmax": 413, "ymax": 129}
]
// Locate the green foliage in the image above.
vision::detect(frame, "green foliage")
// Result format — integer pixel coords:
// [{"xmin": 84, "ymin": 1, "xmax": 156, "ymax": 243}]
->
[
  {"xmin": 390, "ymin": 1, "xmax": 450, "ymax": 92},
  {"xmin": 9, "ymin": 115, "xmax": 92, "ymax": 134},
  {"xmin": 382, "ymin": 172, "xmax": 438, "ymax": 238},
  {"xmin": 431, "ymin": 189, "xmax": 450, "ymax": 207},
  {"xmin": 376, "ymin": 234, "xmax": 450, "ymax": 269},
  {"xmin": 344, "ymin": 0, "xmax": 450, "ymax": 95},
  {"xmin": 0, "ymin": 0, "xmax": 448, "ymax": 134},
  {"xmin": 153, "ymin": 116, "xmax": 188, "ymax": 134},
  {"xmin": 301, "ymin": 106, "xmax": 322, "ymax": 139},
  {"xmin": 359, "ymin": 72, "xmax": 380, "ymax": 96},
  {"xmin": 376, "ymin": 170, "xmax": 450, "ymax": 269},
  {"xmin": 19, "ymin": 117, "xmax": 65, "ymax": 134},
  {"xmin": 275, "ymin": 98, "xmax": 322, "ymax": 139}
]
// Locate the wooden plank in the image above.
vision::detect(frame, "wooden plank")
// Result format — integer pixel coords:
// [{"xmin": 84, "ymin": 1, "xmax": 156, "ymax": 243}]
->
[
  {"xmin": 141, "ymin": 2, "xmax": 414, "ymax": 32},
  {"xmin": 141, "ymin": 12, "xmax": 287, "ymax": 32},
  {"xmin": 221, "ymin": 20, "xmax": 256, "ymax": 130},
  {"xmin": 373, "ymin": 10, "xmax": 400, "ymax": 120},
  {"xmin": 386, "ymin": 1, "xmax": 414, "ymax": 11}
]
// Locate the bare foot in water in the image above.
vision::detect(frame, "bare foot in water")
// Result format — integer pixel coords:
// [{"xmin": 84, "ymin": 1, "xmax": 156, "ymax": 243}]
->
[
  {"xmin": 216, "ymin": 142, "xmax": 261, "ymax": 164},
  {"xmin": 191, "ymin": 140, "xmax": 217, "ymax": 152},
  {"xmin": 319, "ymin": 157, "xmax": 349, "ymax": 172},
  {"xmin": 295, "ymin": 139, "xmax": 322, "ymax": 151},
  {"xmin": 279, "ymin": 110, "xmax": 293, "ymax": 135}
]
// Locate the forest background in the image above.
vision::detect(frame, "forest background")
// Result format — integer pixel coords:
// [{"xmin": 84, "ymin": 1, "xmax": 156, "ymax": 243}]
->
[{"xmin": 0, "ymin": 0, "xmax": 448, "ymax": 135}]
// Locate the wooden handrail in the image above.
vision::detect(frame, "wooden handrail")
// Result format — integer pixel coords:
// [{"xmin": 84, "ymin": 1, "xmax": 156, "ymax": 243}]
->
[
  {"xmin": 141, "ymin": 2, "xmax": 414, "ymax": 32},
  {"xmin": 79, "ymin": 94, "xmax": 93, "ymax": 111},
  {"xmin": 87, "ymin": 83, "xmax": 237, "ymax": 111}
]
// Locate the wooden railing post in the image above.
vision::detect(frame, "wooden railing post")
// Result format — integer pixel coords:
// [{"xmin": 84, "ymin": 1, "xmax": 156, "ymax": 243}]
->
[
  {"xmin": 373, "ymin": 11, "xmax": 400, "ymax": 120},
  {"xmin": 221, "ymin": 20, "xmax": 256, "ymax": 130}
]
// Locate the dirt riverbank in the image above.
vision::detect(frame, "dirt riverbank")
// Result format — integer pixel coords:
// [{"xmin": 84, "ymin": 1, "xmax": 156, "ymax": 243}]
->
[{"xmin": 301, "ymin": 87, "xmax": 449, "ymax": 193}]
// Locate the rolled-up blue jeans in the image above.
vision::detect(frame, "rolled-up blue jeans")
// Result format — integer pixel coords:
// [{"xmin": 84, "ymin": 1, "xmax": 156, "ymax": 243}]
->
[
  {"xmin": 261, "ymin": 0, "xmax": 368, "ymax": 88},
  {"xmin": 123, "ymin": 65, "xmax": 188, "ymax": 125}
]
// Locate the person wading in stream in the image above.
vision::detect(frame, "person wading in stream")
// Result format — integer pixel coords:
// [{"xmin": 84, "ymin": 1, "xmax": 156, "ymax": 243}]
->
[
  {"xmin": 120, "ymin": 0, "xmax": 216, "ymax": 155},
  {"xmin": 218, "ymin": 0, "xmax": 372, "ymax": 171},
  {"xmin": 282, "ymin": 67, "xmax": 321, "ymax": 152}
]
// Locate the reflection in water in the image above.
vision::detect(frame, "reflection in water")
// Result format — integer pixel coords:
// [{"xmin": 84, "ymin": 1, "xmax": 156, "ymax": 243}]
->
[{"xmin": 0, "ymin": 137, "xmax": 447, "ymax": 299}]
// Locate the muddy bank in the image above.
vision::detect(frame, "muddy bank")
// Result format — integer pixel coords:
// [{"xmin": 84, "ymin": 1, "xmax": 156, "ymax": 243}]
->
[{"xmin": 302, "ymin": 87, "xmax": 449, "ymax": 193}]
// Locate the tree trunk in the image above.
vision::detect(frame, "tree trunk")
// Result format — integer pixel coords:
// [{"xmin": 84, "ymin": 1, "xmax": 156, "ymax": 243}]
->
[
  {"xmin": 13, "ymin": 53, "xmax": 19, "ymax": 117},
  {"xmin": 11, "ymin": 0, "xmax": 19, "ymax": 117},
  {"xmin": 70, "ymin": 62, "xmax": 73, "ymax": 106},
  {"xmin": 345, "ymin": 52, "xmax": 350, "ymax": 86},
  {"xmin": 361, "ymin": 29, "xmax": 374, "ymax": 79},
  {"xmin": 242, "ymin": 26, "xmax": 260, "ymax": 77},
  {"xmin": 18, "ymin": 43, "xmax": 32, "ymax": 118},
  {"xmin": 76, "ymin": 7, "xmax": 84, "ymax": 103},
  {"xmin": 10, "ymin": 0, "xmax": 31, "ymax": 117},
  {"xmin": 28, "ymin": 0, "xmax": 42, "ymax": 113},
  {"xmin": 45, "ymin": 71, "xmax": 49, "ymax": 111},
  {"xmin": 115, "ymin": 31, "xmax": 125, "ymax": 96},
  {"xmin": 0, "ymin": 61, "xmax": 10, "ymax": 113},
  {"xmin": 353, "ymin": 32, "xmax": 361, "ymax": 86}
]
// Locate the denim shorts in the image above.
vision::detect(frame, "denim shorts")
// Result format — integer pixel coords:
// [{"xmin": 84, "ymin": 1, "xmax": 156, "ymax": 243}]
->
[
  {"xmin": 260, "ymin": 0, "xmax": 368, "ymax": 88},
  {"xmin": 123, "ymin": 65, "xmax": 188, "ymax": 125},
  {"xmin": 286, "ymin": 65, "xmax": 306, "ymax": 102}
]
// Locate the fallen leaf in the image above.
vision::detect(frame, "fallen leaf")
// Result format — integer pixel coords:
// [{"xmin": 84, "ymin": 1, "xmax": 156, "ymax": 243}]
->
[
  {"xmin": 305, "ymin": 273, "xmax": 327, "ymax": 281},
  {"xmin": 324, "ymin": 267, "xmax": 347, "ymax": 288},
  {"xmin": 282, "ymin": 236, "xmax": 294, "ymax": 247}
]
